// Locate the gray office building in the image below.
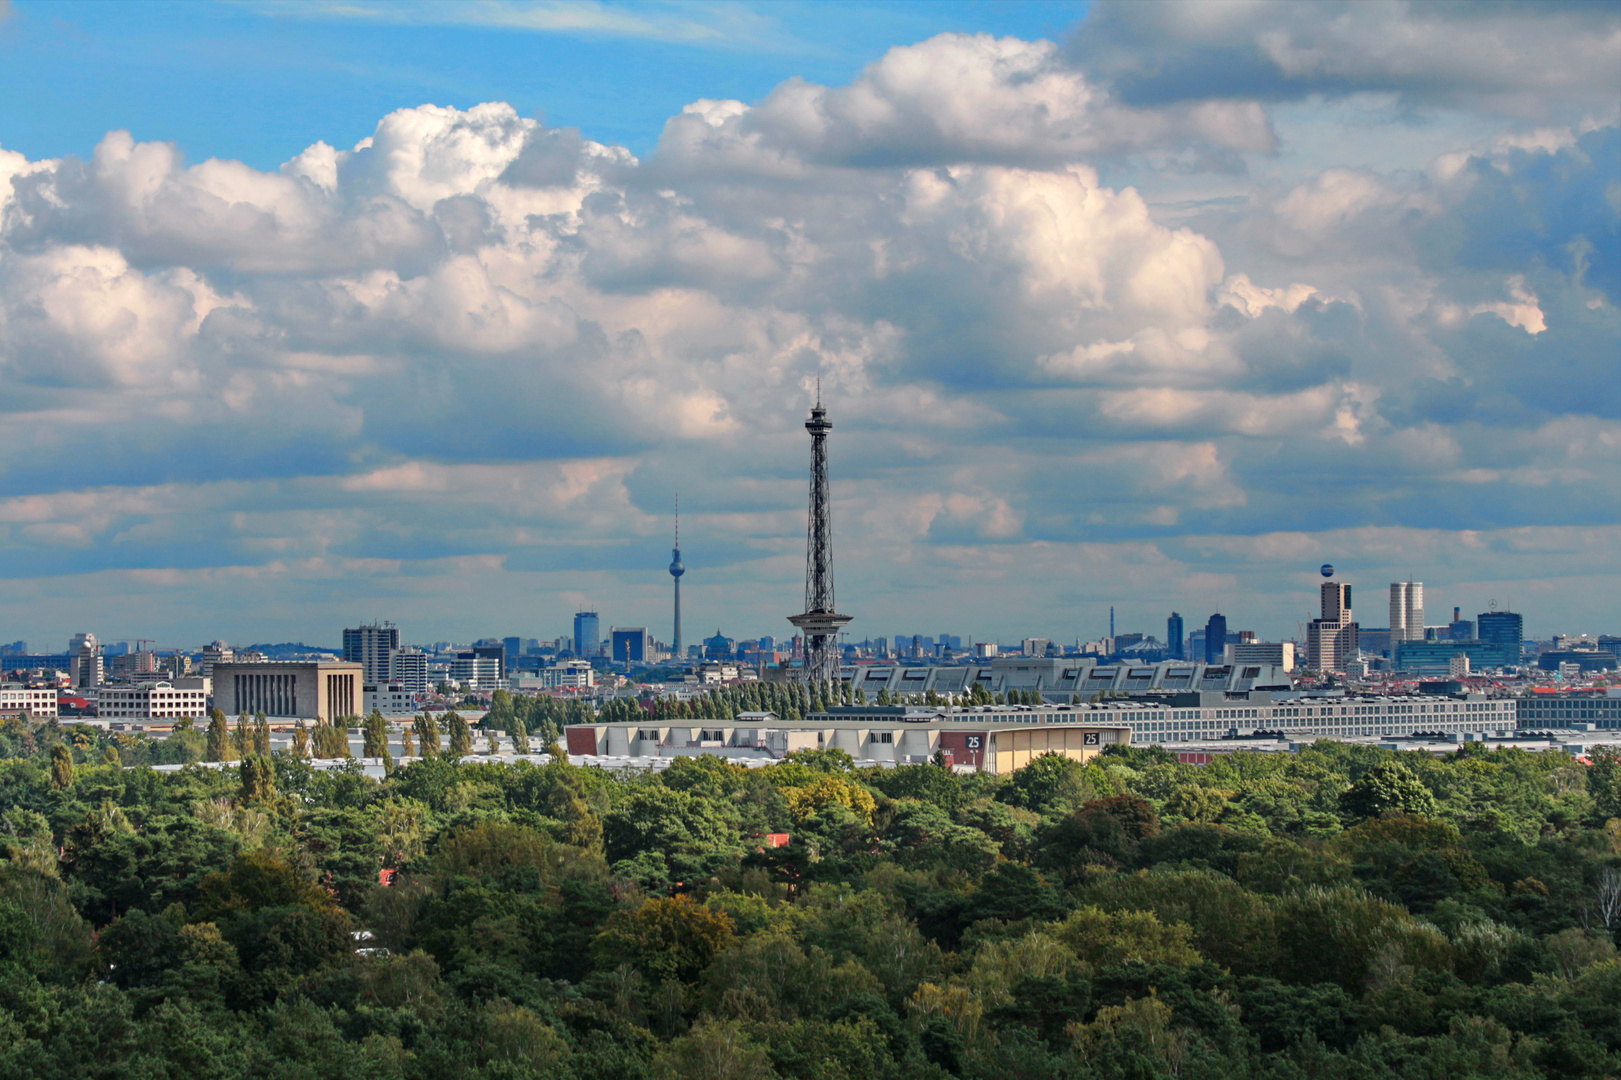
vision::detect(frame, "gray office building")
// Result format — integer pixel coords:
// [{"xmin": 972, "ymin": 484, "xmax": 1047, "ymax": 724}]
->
[{"xmin": 343, "ymin": 623, "xmax": 399, "ymax": 685}]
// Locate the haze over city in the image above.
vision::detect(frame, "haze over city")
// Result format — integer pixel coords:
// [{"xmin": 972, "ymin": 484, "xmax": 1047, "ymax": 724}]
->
[{"xmin": 0, "ymin": 0, "xmax": 1615, "ymax": 650}]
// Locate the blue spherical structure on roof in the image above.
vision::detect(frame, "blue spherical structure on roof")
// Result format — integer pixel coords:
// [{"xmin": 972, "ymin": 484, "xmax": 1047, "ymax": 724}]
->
[{"xmin": 1320, "ymin": 564, "xmax": 1335, "ymax": 578}]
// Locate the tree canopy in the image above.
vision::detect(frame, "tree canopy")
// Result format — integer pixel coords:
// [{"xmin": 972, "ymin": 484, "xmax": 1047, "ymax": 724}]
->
[{"xmin": 0, "ymin": 714, "xmax": 1618, "ymax": 1079}]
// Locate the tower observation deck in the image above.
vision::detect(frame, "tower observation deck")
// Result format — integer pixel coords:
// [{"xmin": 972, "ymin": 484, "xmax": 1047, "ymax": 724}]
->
[{"xmin": 788, "ymin": 393, "xmax": 851, "ymax": 685}]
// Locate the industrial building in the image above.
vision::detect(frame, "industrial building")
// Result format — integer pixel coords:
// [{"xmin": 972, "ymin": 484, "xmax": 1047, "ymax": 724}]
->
[
  {"xmin": 833, "ymin": 656, "xmax": 1290, "ymax": 703},
  {"xmin": 566, "ymin": 708, "xmax": 1131, "ymax": 773},
  {"xmin": 567, "ymin": 688, "xmax": 1519, "ymax": 766}
]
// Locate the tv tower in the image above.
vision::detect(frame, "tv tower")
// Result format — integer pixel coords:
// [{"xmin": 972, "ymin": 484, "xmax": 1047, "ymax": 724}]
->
[
  {"xmin": 669, "ymin": 496, "xmax": 684, "ymax": 661},
  {"xmin": 788, "ymin": 386, "xmax": 851, "ymax": 685}
]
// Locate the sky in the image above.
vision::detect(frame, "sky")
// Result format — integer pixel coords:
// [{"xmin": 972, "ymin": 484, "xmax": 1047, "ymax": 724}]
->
[{"xmin": 0, "ymin": 0, "xmax": 1617, "ymax": 652}]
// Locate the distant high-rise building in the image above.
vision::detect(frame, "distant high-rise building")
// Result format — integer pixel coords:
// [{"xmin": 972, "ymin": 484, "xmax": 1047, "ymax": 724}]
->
[
  {"xmin": 472, "ymin": 643, "xmax": 505, "ymax": 680},
  {"xmin": 1449, "ymin": 607, "xmax": 1475, "ymax": 641},
  {"xmin": 1203, "ymin": 615, "xmax": 1227, "ymax": 664},
  {"xmin": 1022, "ymin": 637, "xmax": 1051, "ymax": 658},
  {"xmin": 343, "ymin": 623, "xmax": 400, "ymax": 685},
  {"xmin": 200, "ymin": 640, "xmax": 233, "ymax": 678},
  {"xmin": 1477, "ymin": 610, "xmax": 1524, "ymax": 663},
  {"xmin": 573, "ymin": 611, "xmax": 600, "ymax": 658},
  {"xmin": 503, "ymin": 637, "xmax": 523, "ymax": 663},
  {"xmin": 1167, "ymin": 613, "xmax": 1185, "ymax": 660},
  {"xmin": 391, "ymin": 646, "xmax": 429, "ymax": 694},
  {"xmin": 1308, "ymin": 582, "xmax": 1359, "ymax": 672},
  {"xmin": 1390, "ymin": 582, "xmax": 1425, "ymax": 642},
  {"xmin": 68, "ymin": 632, "xmax": 103, "ymax": 689}
]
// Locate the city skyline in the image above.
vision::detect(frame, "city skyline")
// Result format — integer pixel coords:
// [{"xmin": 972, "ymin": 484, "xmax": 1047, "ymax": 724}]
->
[{"xmin": 0, "ymin": 2, "xmax": 1616, "ymax": 647}]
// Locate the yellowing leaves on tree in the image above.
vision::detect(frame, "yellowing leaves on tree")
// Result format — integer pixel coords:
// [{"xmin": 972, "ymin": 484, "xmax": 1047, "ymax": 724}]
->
[
  {"xmin": 779, "ymin": 774, "xmax": 876, "ymax": 826},
  {"xmin": 1051, "ymin": 905, "xmax": 1202, "ymax": 968}
]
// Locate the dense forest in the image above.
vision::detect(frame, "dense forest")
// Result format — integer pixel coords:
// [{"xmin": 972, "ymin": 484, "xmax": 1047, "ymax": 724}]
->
[{"xmin": 2, "ymin": 700, "xmax": 1620, "ymax": 1079}]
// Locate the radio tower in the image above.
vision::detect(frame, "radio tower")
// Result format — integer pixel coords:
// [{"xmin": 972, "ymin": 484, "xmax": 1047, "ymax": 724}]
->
[
  {"xmin": 788, "ymin": 385, "xmax": 851, "ymax": 685},
  {"xmin": 669, "ymin": 496, "xmax": 684, "ymax": 662}
]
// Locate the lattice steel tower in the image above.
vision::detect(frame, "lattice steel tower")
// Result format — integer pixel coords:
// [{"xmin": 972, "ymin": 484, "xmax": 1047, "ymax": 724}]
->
[{"xmin": 788, "ymin": 390, "xmax": 851, "ymax": 685}]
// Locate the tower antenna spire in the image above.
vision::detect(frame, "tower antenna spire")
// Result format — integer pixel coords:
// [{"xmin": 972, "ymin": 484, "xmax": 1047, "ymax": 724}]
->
[{"xmin": 789, "ymin": 388, "xmax": 851, "ymax": 685}]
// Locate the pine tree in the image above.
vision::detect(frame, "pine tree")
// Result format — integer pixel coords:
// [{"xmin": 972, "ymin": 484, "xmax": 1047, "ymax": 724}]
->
[
  {"xmin": 51, "ymin": 744, "xmax": 74, "ymax": 789},
  {"xmin": 207, "ymin": 709, "xmax": 234, "ymax": 762},
  {"xmin": 255, "ymin": 712, "xmax": 271, "ymax": 756},
  {"xmin": 486, "ymin": 730, "xmax": 500, "ymax": 755},
  {"xmin": 292, "ymin": 720, "xmax": 310, "ymax": 758},
  {"xmin": 512, "ymin": 718, "xmax": 530, "ymax": 755},
  {"xmin": 235, "ymin": 712, "xmax": 253, "ymax": 758},
  {"xmin": 400, "ymin": 726, "xmax": 416, "ymax": 758}
]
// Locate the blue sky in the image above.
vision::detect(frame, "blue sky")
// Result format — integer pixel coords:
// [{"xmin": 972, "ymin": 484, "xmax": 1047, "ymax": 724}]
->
[
  {"xmin": 0, "ymin": 0, "xmax": 1616, "ymax": 651},
  {"xmin": 0, "ymin": 1, "xmax": 1087, "ymax": 165}
]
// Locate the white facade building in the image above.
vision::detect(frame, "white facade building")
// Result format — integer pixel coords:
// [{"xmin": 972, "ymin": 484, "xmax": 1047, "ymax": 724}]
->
[
  {"xmin": 532, "ymin": 660, "xmax": 596, "ymax": 689},
  {"xmin": 96, "ymin": 679, "xmax": 210, "ymax": 720},
  {"xmin": 450, "ymin": 655, "xmax": 503, "ymax": 690},
  {"xmin": 0, "ymin": 685, "xmax": 58, "ymax": 718},
  {"xmin": 391, "ymin": 646, "xmax": 429, "ymax": 694},
  {"xmin": 364, "ymin": 684, "xmax": 417, "ymax": 716},
  {"xmin": 1229, "ymin": 641, "xmax": 1296, "ymax": 671},
  {"xmin": 1390, "ymin": 582, "xmax": 1425, "ymax": 643}
]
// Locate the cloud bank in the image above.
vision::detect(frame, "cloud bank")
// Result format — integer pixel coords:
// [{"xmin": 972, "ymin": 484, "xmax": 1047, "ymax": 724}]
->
[{"xmin": 0, "ymin": 15, "xmax": 1617, "ymax": 646}]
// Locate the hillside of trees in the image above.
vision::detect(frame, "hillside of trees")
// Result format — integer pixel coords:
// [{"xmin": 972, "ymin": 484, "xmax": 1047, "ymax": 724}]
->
[{"xmin": 2, "ymin": 704, "xmax": 1621, "ymax": 1079}]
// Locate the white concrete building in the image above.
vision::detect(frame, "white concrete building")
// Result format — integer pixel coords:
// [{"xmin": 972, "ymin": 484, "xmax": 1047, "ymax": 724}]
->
[
  {"xmin": 391, "ymin": 646, "xmax": 429, "ymax": 694},
  {"xmin": 450, "ymin": 655, "xmax": 503, "ymax": 690},
  {"xmin": 1229, "ymin": 641, "xmax": 1296, "ymax": 671},
  {"xmin": 364, "ymin": 684, "xmax": 417, "ymax": 716},
  {"xmin": 838, "ymin": 656, "xmax": 1291, "ymax": 703},
  {"xmin": 0, "ymin": 685, "xmax": 58, "ymax": 718},
  {"xmin": 567, "ymin": 708, "xmax": 1131, "ymax": 772},
  {"xmin": 97, "ymin": 679, "xmax": 210, "ymax": 721},
  {"xmin": 1390, "ymin": 582, "xmax": 1425, "ymax": 643}
]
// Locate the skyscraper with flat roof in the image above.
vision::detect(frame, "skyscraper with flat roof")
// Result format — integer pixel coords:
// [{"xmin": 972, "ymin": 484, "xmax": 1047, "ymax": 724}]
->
[
  {"xmin": 573, "ymin": 611, "xmax": 600, "ymax": 658},
  {"xmin": 1390, "ymin": 581, "xmax": 1424, "ymax": 642},
  {"xmin": 1477, "ymin": 610, "xmax": 1524, "ymax": 664},
  {"xmin": 1167, "ymin": 613, "xmax": 1185, "ymax": 660},
  {"xmin": 1204, "ymin": 614, "xmax": 1227, "ymax": 664},
  {"xmin": 343, "ymin": 623, "xmax": 399, "ymax": 686}
]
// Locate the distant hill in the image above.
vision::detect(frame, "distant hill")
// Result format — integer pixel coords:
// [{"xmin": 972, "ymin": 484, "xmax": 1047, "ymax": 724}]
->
[{"xmin": 243, "ymin": 642, "xmax": 339, "ymax": 657}]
